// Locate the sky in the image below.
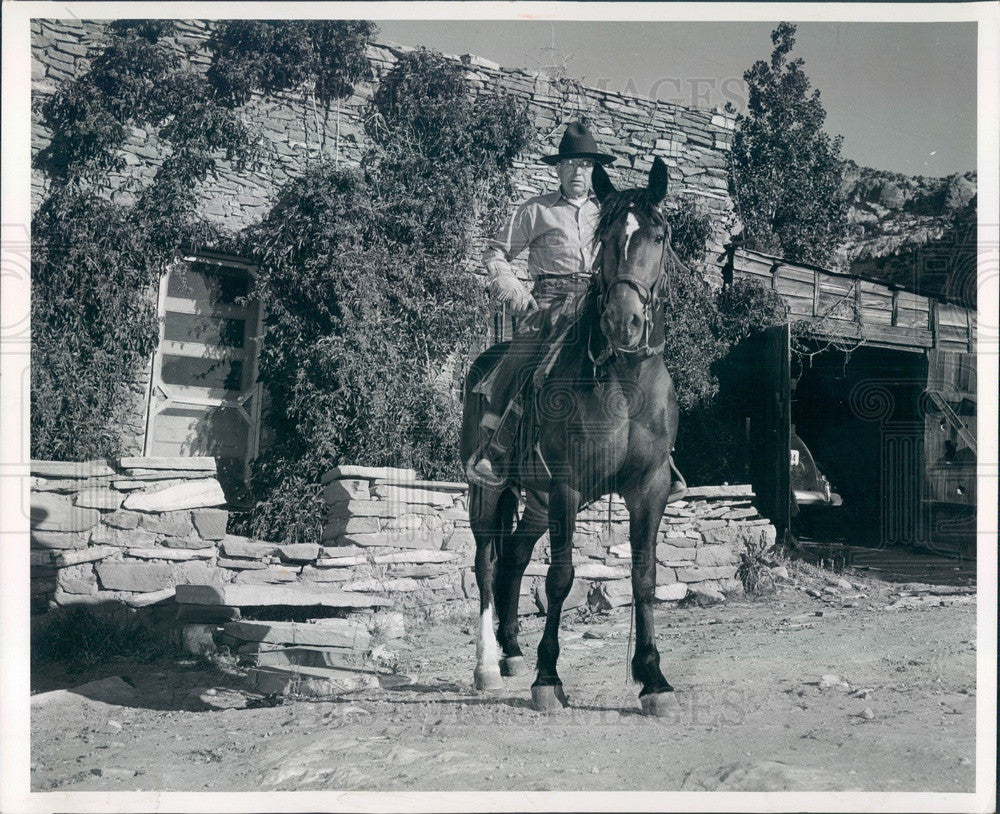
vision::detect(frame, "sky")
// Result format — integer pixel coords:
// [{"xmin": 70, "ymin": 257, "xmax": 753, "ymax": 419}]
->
[{"xmin": 376, "ymin": 20, "xmax": 977, "ymax": 178}]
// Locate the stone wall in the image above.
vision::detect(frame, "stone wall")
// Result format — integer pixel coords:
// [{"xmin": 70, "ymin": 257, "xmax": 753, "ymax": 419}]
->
[
  {"xmin": 30, "ymin": 19, "xmax": 739, "ymax": 468},
  {"xmin": 30, "ymin": 458, "xmax": 230, "ymax": 614},
  {"xmin": 30, "ymin": 459, "xmax": 775, "ymax": 618},
  {"xmin": 30, "ymin": 18, "xmax": 737, "ymax": 265},
  {"xmin": 319, "ymin": 466, "xmax": 773, "ymax": 612}
]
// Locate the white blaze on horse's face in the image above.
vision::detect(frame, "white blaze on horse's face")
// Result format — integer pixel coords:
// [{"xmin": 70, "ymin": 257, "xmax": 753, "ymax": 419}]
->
[
  {"xmin": 602, "ymin": 280, "xmax": 646, "ymax": 352},
  {"xmin": 622, "ymin": 212, "xmax": 641, "ymax": 261},
  {"xmin": 601, "ymin": 209, "xmax": 657, "ymax": 352}
]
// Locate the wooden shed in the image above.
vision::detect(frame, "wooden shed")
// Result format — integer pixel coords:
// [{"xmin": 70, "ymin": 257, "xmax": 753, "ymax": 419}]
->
[{"xmin": 721, "ymin": 246, "xmax": 977, "ymax": 557}]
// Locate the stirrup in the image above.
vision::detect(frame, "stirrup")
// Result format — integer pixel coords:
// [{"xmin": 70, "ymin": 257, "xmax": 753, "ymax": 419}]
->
[
  {"xmin": 465, "ymin": 454, "xmax": 506, "ymax": 489},
  {"xmin": 667, "ymin": 455, "xmax": 688, "ymax": 503}
]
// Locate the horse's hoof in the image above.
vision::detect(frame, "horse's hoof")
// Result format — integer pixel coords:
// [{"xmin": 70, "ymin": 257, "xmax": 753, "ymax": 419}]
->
[
  {"xmin": 531, "ymin": 684, "xmax": 569, "ymax": 712},
  {"xmin": 473, "ymin": 667, "xmax": 503, "ymax": 692},
  {"xmin": 640, "ymin": 691, "xmax": 679, "ymax": 717},
  {"xmin": 500, "ymin": 656, "xmax": 528, "ymax": 677}
]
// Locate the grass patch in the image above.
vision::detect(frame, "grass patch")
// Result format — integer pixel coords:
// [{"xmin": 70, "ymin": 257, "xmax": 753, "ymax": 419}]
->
[
  {"xmin": 32, "ymin": 601, "xmax": 177, "ymax": 668},
  {"xmin": 737, "ymin": 536, "xmax": 778, "ymax": 597}
]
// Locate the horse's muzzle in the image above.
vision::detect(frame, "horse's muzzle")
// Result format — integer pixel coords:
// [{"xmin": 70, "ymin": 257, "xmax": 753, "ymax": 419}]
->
[{"xmin": 601, "ymin": 310, "xmax": 644, "ymax": 353}]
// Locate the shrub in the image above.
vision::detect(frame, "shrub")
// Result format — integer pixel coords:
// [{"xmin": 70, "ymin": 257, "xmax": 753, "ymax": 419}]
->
[
  {"xmin": 660, "ymin": 201, "xmax": 786, "ymax": 415},
  {"xmin": 737, "ymin": 534, "xmax": 777, "ymax": 596},
  {"xmin": 716, "ymin": 276, "xmax": 789, "ymax": 346},
  {"xmin": 32, "ymin": 601, "xmax": 175, "ymax": 667},
  {"xmin": 31, "ymin": 189, "xmax": 161, "ymax": 458},
  {"xmin": 243, "ymin": 50, "xmax": 533, "ymax": 542},
  {"xmin": 668, "ymin": 271, "xmax": 787, "ymax": 486}
]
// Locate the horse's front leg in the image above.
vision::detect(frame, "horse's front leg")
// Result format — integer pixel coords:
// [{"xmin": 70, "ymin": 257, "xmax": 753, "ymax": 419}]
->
[
  {"xmin": 470, "ymin": 486, "xmax": 505, "ymax": 692},
  {"xmin": 623, "ymin": 468, "xmax": 678, "ymax": 716},
  {"xmin": 494, "ymin": 509, "xmax": 547, "ymax": 677},
  {"xmin": 531, "ymin": 480, "xmax": 579, "ymax": 711}
]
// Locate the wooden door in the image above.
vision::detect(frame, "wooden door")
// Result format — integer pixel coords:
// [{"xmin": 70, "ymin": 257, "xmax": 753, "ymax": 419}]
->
[
  {"xmin": 144, "ymin": 254, "xmax": 262, "ymax": 496},
  {"xmin": 921, "ymin": 348, "xmax": 976, "ymax": 555},
  {"xmin": 744, "ymin": 324, "xmax": 792, "ymax": 540}
]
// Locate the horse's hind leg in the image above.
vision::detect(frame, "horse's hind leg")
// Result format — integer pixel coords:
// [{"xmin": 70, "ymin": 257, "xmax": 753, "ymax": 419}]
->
[
  {"xmin": 622, "ymin": 469, "xmax": 678, "ymax": 716},
  {"xmin": 494, "ymin": 490, "xmax": 547, "ymax": 677},
  {"xmin": 470, "ymin": 485, "xmax": 504, "ymax": 692},
  {"xmin": 531, "ymin": 481, "xmax": 579, "ymax": 711}
]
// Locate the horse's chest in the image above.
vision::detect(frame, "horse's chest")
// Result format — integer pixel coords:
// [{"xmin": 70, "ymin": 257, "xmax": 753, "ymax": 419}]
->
[{"xmin": 538, "ymin": 383, "xmax": 626, "ymax": 453}]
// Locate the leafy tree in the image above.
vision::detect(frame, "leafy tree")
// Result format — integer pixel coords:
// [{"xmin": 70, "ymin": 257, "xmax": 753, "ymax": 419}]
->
[{"xmin": 727, "ymin": 22, "xmax": 848, "ymax": 266}]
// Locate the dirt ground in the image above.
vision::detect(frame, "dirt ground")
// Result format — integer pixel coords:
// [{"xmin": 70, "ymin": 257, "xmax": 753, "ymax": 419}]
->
[{"xmin": 29, "ymin": 562, "xmax": 978, "ymax": 794}]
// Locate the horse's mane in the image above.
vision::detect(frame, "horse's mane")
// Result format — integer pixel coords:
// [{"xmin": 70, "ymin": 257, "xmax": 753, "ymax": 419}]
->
[{"xmin": 595, "ymin": 189, "xmax": 667, "ymax": 246}]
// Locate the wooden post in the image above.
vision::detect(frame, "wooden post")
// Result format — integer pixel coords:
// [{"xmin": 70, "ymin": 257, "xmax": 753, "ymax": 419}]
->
[
  {"xmin": 721, "ymin": 244, "xmax": 735, "ymax": 288},
  {"xmin": 891, "ymin": 288, "xmax": 899, "ymax": 327},
  {"xmin": 812, "ymin": 270, "xmax": 820, "ymax": 318}
]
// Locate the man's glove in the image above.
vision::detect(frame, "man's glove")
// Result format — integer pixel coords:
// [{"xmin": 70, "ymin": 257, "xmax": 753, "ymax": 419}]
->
[
  {"xmin": 508, "ymin": 289, "xmax": 538, "ymax": 316},
  {"xmin": 489, "ymin": 275, "xmax": 537, "ymax": 316}
]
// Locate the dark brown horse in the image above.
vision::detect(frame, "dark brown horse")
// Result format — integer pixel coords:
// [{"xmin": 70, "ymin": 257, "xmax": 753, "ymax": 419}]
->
[{"xmin": 461, "ymin": 157, "xmax": 683, "ymax": 714}]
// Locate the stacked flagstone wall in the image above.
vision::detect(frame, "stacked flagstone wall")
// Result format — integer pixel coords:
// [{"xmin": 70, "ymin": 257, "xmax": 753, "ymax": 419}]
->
[
  {"xmin": 31, "ymin": 18, "xmax": 737, "ymax": 257},
  {"xmin": 30, "ymin": 459, "xmax": 774, "ymax": 617},
  {"xmin": 319, "ymin": 467, "xmax": 772, "ymax": 613},
  {"xmin": 30, "ymin": 458, "xmax": 229, "ymax": 614}
]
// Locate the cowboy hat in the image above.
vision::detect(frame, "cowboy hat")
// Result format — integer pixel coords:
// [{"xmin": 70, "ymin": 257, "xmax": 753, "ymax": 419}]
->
[{"xmin": 541, "ymin": 121, "xmax": 615, "ymax": 166}]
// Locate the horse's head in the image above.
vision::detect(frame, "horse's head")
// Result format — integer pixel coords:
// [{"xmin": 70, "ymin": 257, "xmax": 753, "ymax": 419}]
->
[{"xmin": 592, "ymin": 157, "xmax": 671, "ymax": 354}]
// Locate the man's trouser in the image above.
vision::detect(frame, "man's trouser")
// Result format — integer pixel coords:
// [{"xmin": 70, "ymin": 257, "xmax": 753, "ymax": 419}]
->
[{"xmin": 481, "ymin": 276, "xmax": 591, "ymax": 458}]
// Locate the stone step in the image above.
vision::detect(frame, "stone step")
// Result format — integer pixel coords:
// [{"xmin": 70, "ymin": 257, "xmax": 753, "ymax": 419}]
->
[
  {"xmin": 224, "ymin": 611, "xmax": 404, "ymax": 644},
  {"xmin": 177, "ymin": 604, "xmax": 241, "ymax": 624},
  {"xmin": 224, "ymin": 619, "xmax": 374, "ymax": 648},
  {"xmin": 253, "ymin": 646, "xmax": 364, "ymax": 670},
  {"xmin": 246, "ymin": 664, "xmax": 380, "ymax": 696},
  {"xmin": 113, "ymin": 470, "xmax": 219, "ymax": 481},
  {"xmin": 175, "ymin": 583, "xmax": 393, "ymax": 608},
  {"xmin": 118, "ymin": 456, "xmax": 217, "ymax": 472}
]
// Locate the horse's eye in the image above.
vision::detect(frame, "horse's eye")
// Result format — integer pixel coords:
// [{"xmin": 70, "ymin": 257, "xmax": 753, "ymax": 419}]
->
[{"xmin": 654, "ymin": 235, "xmax": 665, "ymax": 244}]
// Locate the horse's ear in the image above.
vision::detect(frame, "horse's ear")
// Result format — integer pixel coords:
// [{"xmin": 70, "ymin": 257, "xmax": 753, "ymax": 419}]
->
[
  {"xmin": 592, "ymin": 163, "xmax": 615, "ymax": 203},
  {"xmin": 647, "ymin": 156, "xmax": 668, "ymax": 206}
]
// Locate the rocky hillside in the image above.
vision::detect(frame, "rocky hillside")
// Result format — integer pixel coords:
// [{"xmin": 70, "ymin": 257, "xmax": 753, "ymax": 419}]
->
[{"xmin": 836, "ymin": 162, "xmax": 976, "ymax": 306}]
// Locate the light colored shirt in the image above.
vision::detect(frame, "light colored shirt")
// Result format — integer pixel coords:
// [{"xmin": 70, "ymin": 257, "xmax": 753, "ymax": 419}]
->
[{"xmin": 483, "ymin": 190, "xmax": 601, "ymax": 297}]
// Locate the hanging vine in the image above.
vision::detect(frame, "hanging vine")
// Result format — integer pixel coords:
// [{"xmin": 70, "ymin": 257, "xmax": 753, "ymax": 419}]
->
[
  {"xmin": 32, "ymin": 21, "xmax": 262, "ymax": 459},
  {"xmin": 31, "ymin": 20, "xmax": 375, "ymax": 460},
  {"xmin": 789, "ymin": 278, "xmax": 867, "ymax": 368},
  {"xmin": 239, "ymin": 48, "xmax": 534, "ymax": 542}
]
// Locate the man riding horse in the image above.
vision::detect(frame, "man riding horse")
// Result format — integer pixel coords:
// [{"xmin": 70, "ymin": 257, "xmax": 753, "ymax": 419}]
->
[
  {"xmin": 462, "ymin": 155, "xmax": 691, "ymax": 711},
  {"xmin": 467, "ymin": 121, "xmax": 685, "ymax": 499}
]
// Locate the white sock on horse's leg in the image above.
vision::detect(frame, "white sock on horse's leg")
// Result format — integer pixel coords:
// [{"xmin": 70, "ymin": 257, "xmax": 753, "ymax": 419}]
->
[{"xmin": 474, "ymin": 604, "xmax": 503, "ymax": 691}]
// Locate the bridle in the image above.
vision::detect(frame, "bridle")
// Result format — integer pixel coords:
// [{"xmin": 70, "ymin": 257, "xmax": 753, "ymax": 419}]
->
[{"xmin": 593, "ymin": 212, "xmax": 672, "ymax": 360}]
